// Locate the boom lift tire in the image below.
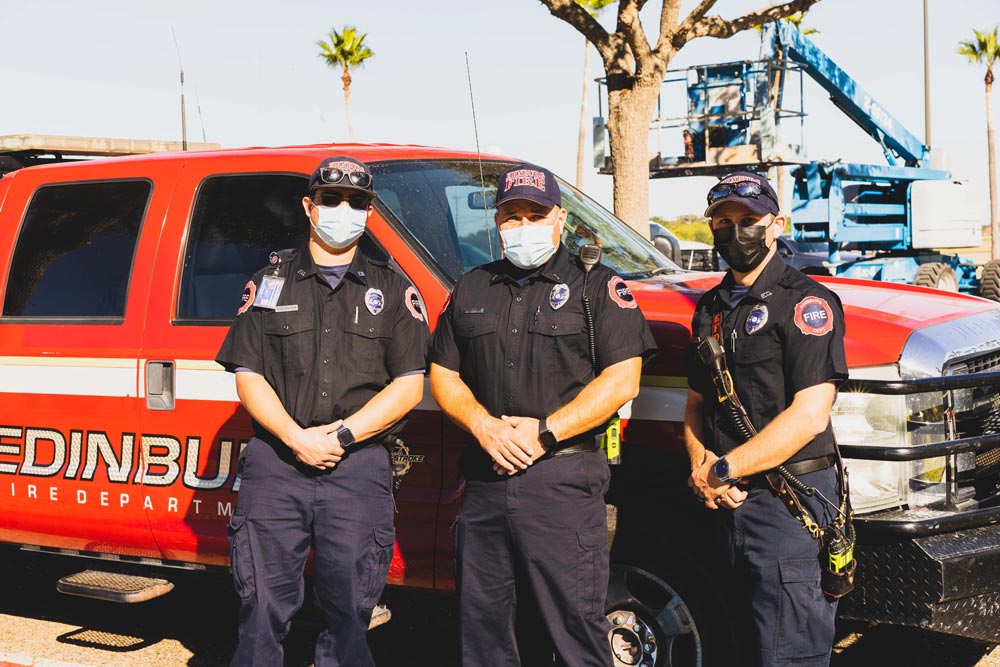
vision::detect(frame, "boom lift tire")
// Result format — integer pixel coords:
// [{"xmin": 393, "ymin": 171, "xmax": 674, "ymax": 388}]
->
[
  {"xmin": 914, "ymin": 262, "xmax": 959, "ymax": 292},
  {"xmin": 979, "ymin": 260, "xmax": 1000, "ymax": 302}
]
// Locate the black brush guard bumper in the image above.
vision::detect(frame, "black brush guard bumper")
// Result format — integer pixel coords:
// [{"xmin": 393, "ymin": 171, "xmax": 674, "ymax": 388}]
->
[{"xmin": 836, "ymin": 374, "xmax": 1000, "ymax": 643}]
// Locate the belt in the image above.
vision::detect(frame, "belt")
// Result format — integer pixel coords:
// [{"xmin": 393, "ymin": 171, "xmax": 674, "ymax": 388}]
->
[
  {"xmin": 552, "ymin": 436, "xmax": 601, "ymax": 457},
  {"xmin": 780, "ymin": 454, "xmax": 836, "ymax": 477},
  {"xmin": 745, "ymin": 454, "xmax": 836, "ymax": 489}
]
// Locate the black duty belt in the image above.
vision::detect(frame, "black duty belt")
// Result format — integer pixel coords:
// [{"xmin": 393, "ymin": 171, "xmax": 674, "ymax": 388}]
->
[
  {"xmin": 780, "ymin": 454, "xmax": 836, "ymax": 477},
  {"xmin": 552, "ymin": 435, "xmax": 601, "ymax": 457}
]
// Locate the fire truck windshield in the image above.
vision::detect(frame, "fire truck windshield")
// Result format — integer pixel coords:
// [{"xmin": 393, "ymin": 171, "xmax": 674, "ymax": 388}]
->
[{"xmin": 369, "ymin": 159, "xmax": 679, "ymax": 284}]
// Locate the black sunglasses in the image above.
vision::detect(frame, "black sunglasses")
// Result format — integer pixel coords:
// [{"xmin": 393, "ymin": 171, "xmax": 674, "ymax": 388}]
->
[
  {"xmin": 314, "ymin": 191, "xmax": 372, "ymax": 211},
  {"xmin": 707, "ymin": 180, "xmax": 778, "ymax": 206},
  {"xmin": 319, "ymin": 167, "xmax": 372, "ymax": 189}
]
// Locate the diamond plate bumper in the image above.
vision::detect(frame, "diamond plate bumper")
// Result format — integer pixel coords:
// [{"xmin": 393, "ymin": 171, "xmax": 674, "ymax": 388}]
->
[{"xmin": 839, "ymin": 524, "xmax": 1000, "ymax": 643}]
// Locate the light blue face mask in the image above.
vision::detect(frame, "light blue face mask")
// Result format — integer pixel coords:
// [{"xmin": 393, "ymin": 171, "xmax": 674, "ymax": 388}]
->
[
  {"xmin": 500, "ymin": 224, "xmax": 557, "ymax": 269},
  {"xmin": 314, "ymin": 205, "xmax": 367, "ymax": 249}
]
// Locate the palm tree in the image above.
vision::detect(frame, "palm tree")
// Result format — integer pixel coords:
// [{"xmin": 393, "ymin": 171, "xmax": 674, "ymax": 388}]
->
[
  {"xmin": 575, "ymin": 0, "xmax": 615, "ymax": 188},
  {"xmin": 317, "ymin": 27, "xmax": 374, "ymax": 142},
  {"xmin": 959, "ymin": 27, "xmax": 1000, "ymax": 259}
]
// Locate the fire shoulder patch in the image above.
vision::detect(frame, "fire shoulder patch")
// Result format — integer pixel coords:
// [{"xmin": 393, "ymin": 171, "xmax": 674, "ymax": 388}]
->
[
  {"xmin": 237, "ymin": 280, "xmax": 256, "ymax": 315},
  {"xmin": 405, "ymin": 286, "xmax": 425, "ymax": 322},
  {"xmin": 793, "ymin": 296, "xmax": 834, "ymax": 336},
  {"xmin": 608, "ymin": 276, "xmax": 637, "ymax": 309}
]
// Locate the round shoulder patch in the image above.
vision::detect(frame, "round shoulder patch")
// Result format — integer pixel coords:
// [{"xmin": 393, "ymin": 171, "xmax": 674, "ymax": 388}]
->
[
  {"xmin": 237, "ymin": 280, "xmax": 256, "ymax": 315},
  {"xmin": 405, "ymin": 285, "xmax": 425, "ymax": 322},
  {"xmin": 607, "ymin": 276, "xmax": 637, "ymax": 309},
  {"xmin": 793, "ymin": 296, "xmax": 833, "ymax": 336}
]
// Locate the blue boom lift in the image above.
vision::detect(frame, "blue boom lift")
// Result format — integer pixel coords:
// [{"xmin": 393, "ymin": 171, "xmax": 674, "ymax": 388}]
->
[{"xmin": 595, "ymin": 21, "xmax": 995, "ymax": 298}]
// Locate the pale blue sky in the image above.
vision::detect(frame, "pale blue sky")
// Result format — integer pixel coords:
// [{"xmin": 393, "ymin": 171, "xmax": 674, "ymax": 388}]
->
[{"xmin": 1, "ymin": 0, "xmax": 996, "ymax": 219}]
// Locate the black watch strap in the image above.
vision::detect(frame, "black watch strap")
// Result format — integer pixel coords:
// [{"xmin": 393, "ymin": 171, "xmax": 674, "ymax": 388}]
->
[
  {"xmin": 337, "ymin": 424, "xmax": 356, "ymax": 449},
  {"xmin": 538, "ymin": 417, "xmax": 558, "ymax": 452}
]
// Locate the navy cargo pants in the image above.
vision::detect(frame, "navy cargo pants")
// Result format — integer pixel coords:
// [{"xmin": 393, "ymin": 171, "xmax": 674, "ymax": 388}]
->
[
  {"xmin": 454, "ymin": 448, "xmax": 612, "ymax": 667},
  {"xmin": 717, "ymin": 468, "xmax": 841, "ymax": 667},
  {"xmin": 228, "ymin": 436, "xmax": 394, "ymax": 667}
]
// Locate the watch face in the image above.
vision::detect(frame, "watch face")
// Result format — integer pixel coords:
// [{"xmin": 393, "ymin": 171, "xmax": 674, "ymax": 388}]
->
[{"xmin": 714, "ymin": 457, "xmax": 730, "ymax": 480}]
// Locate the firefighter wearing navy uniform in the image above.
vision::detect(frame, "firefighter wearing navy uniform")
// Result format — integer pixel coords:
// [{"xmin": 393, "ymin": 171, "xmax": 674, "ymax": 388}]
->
[
  {"xmin": 216, "ymin": 156, "xmax": 428, "ymax": 667},
  {"xmin": 428, "ymin": 163, "xmax": 657, "ymax": 666},
  {"xmin": 684, "ymin": 171, "xmax": 848, "ymax": 667}
]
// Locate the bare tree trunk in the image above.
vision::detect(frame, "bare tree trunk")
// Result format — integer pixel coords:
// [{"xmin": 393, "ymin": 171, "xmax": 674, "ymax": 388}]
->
[
  {"xmin": 987, "ymin": 71, "xmax": 998, "ymax": 260},
  {"xmin": 607, "ymin": 81, "xmax": 660, "ymax": 237},
  {"xmin": 342, "ymin": 69, "xmax": 355, "ymax": 142},
  {"xmin": 577, "ymin": 38, "xmax": 590, "ymax": 188}
]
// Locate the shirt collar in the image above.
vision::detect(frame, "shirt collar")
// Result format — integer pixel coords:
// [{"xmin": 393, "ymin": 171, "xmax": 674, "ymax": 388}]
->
[
  {"xmin": 714, "ymin": 250, "xmax": 787, "ymax": 306},
  {"xmin": 292, "ymin": 242, "xmax": 384, "ymax": 286}
]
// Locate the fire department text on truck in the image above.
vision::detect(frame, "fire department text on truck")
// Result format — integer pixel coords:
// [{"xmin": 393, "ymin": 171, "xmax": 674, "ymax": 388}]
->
[{"xmin": 1, "ymin": 426, "xmax": 245, "ymax": 518}]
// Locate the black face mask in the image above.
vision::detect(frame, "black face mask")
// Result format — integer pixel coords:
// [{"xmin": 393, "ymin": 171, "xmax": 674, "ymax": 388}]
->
[{"xmin": 713, "ymin": 224, "xmax": 770, "ymax": 273}]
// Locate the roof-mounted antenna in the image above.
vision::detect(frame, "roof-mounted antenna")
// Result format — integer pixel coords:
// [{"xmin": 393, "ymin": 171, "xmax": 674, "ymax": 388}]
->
[
  {"xmin": 465, "ymin": 52, "xmax": 495, "ymax": 261},
  {"xmin": 170, "ymin": 27, "xmax": 188, "ymax": 151}
]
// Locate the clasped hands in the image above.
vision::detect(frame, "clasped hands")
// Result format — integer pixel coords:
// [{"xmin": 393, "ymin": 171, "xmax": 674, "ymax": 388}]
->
[
  {"xmin": 688, "ymin": 451, "xmax": 748, "ymax": 510},
  {"xmin": 474, "ymin": 415, "xmax": 547, "ymax": 476},
  {"xmin": 288, "ymin": 419, "xmax": 347, "ymax": 470}
]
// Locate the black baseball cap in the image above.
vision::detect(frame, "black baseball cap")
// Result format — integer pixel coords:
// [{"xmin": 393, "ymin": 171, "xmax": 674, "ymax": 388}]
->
[
  {"xmin": 307, "ymin": 155, "xmax": 374, "ymax": 194},
  {"xmin": 495, "ymin": 164, "xmax": 561, "ymax": 209},
  {"xmin": 704, "ymin": 171, "xmax": 779, "ymax": 217}
]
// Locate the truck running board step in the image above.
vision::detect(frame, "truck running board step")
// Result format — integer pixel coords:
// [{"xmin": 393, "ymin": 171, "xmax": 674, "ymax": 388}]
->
[
  {"xmin": 56, "ymin": 570, "xmax": 174, "ymax": 603},
  {"xmin": 369, "ymin": 603, "xmax": 391, "ymax": 629}
]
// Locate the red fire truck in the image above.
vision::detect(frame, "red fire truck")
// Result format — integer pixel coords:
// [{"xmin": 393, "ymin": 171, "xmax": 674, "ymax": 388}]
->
[{"xmin": 1, "ymin": 139, "xmax": 999, "ymax": 666}]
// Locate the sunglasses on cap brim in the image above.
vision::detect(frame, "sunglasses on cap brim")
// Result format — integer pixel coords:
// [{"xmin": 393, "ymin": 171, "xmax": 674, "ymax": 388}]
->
[
  {"xmin": 706, "ymin": 181, "xmax": 778, "ymax": 207},
  {"xmin": 313, "ymin": 191, "xmax": 373, "ymax": 211},
  {"xmin": 319, "ymin": 167, "xmax": 372, "ymax": 189}
]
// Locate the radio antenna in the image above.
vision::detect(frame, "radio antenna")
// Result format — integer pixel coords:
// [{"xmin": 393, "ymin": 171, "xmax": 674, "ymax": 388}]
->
[
  {"xmin": 194, "ymin": 86, "xmax": 207, "ymax": 143},
  {"xmin": 465, "ymin": 52, "xmax": 495, "ymax": 260},
  {"xmin": 171, "ymin": 27, "xmax": 188, "ymax": 151}
]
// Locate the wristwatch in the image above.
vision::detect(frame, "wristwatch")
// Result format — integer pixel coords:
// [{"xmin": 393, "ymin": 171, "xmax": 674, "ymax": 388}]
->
[
  {"xmin": 538, "ymin": 417, "xmax": 558, "ymax": 453},
  {"xmin": 713, "ymin": 456, "xmax": 738, "ymax": 484},
  {"xmin": 336, "ymin": 424, "xmax": 356, "ymax": 449}
]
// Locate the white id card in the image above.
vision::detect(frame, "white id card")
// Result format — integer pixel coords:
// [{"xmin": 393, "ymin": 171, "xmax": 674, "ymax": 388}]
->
[{"xmin": 254, "ymin": 275, "xmax": 285, "ymax": 309}]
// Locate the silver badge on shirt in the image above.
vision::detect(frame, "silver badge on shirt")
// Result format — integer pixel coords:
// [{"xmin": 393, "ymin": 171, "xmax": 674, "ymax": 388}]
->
[
  {"xmin": 549, "ymin": 283, "xmax": 570, "ymax": 310},
  {"xmin": 365, "ymin": 288, "xmax": 384, "ymax": 315},
  {"xmin": 745, "ymin": 304, "xmax": 768, "ymax": 334}
]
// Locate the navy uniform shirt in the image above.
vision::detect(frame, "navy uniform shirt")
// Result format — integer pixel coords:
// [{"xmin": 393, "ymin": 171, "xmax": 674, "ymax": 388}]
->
[
  {"xmin": 686, "ymin": 253, "xmax": 848, "ymax": 463},
  {"xmin": 428, "ymin": 245, "xmax": 657, "ymax": 475},
  {"xmin": 216, "ymin": 241, "xmax": 429, "ymax": 445}
]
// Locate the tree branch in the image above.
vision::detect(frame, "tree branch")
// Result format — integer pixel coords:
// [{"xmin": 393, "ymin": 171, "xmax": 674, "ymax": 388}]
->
[
  {"xmin": 653, "ymin": 0, "xmax": 706, "ymax": 64},
  {"xmin": 674, "ymin": 0, "xmax": 822, "ymax": 47},
  {"xmin": 616, "ymin": 0, "xmax": 652, "ymax": 72},
  {"xmin": 538, "ymin": 0, "xmax": 614, "ymax": 62}
]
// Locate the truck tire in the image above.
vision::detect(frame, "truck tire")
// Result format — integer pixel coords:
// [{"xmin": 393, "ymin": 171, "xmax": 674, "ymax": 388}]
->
[
  {"xmin": 605, "ymin": 563, "xmax": 731, "ymax": 667},
  {"xmin": 979, "ymin": 260, "xmax": 1000, "ymax": 302},
  {"xmin": 914, "ymin": 262, "xmax": 958, "ymax": 292}
]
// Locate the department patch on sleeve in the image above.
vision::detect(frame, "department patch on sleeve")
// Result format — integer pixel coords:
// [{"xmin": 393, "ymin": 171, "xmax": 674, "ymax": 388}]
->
[
  {"xmin": 607, "ymin": 276, "xmax": 637, "ymax": 309},
  {"xmin": 440, "ymin": 293, "xmax": 452, "ymax": 316},
  {"xmin": 405, "ymin": 286, "xmax": 425, "ymax": 322},
  {"xmin": 794, "ymin": 296, "xmax": 834, "ymax": 336},
  {"xmin": 237, "ymin": 280, "xmax": 256, "ymax": 315}
]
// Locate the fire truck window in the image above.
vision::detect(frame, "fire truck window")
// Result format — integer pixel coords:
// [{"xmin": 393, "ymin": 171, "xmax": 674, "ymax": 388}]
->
[
  {"xmin": 2, "ymin": 180, "xmax": 151, "ymax": 319},
  {"xmin": 178, "ymin": 174, "xmax": 309, "ymax": 321}
]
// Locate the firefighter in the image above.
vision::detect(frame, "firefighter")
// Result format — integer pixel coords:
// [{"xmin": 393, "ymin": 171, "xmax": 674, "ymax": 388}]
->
[
  {"xmin": 684, "ymin": 171, "xmax": 848, "ymax": 667},
  {"xmin": 427, "ymin": 163, "xmax": 657, "ymax": 666},
  {"xmin": 216, "ymin": 156, "xmax": 428, "ymax": 667}
]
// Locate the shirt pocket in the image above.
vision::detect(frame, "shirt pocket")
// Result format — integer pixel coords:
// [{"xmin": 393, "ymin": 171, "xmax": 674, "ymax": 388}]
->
[
  {"xmin": 263, "ymin": 311, "xmax": 315, "ymax": 371},
  {"xmin": 453, "ymin": 313, "xmax": 499, "ymax": 339},
  {"xmin": 528, "ymin": 311, "xmax": 589, "ymax": 378},
  {"xmin": 343, "ymin": 313, "xmax": 391, "ymax": 372}
]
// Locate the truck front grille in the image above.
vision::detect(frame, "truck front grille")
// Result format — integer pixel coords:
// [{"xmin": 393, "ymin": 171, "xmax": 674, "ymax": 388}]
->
[{"xmin": 947, "ymin": 354, "xmax": 1000, "ymax": 492}]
